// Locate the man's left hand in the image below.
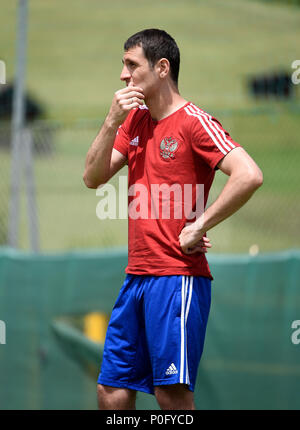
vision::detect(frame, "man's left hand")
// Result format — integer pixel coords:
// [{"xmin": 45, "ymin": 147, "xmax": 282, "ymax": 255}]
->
[{"xmin": 179, "ymin": 224, "xmax": 212, "ymax": 255}]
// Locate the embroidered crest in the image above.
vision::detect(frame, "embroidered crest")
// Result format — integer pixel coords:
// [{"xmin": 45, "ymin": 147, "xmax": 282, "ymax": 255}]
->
[{"xmin": 160, "ymin": 137, "xmax": 178, "ymax": 161}]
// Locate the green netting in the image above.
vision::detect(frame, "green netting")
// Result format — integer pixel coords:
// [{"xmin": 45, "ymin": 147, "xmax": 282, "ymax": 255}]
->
[{"xmin": 0, "ymin": 247, "xmax": 300, "ymax": 410}]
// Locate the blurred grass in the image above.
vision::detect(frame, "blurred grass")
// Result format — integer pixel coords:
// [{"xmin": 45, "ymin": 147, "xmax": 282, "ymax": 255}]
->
[
  {"xmin": 0, "ymin": 0, "xmax": 299, "ymax": 253},
  {"xmin": 0, "ymin": 0, "xmax": 299, "ymax": 119}
]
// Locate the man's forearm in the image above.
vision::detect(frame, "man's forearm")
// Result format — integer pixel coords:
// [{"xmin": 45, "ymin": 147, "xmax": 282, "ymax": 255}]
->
[
  {"xmin": 179, "ymin": 147, "xmax": 263, "ymax": 254},
  {"xmin": 83, "ymin": 85, "xmax": 145, "ymax": 189},
  {"xmin": 83, "ymin": 119, "xmax": 119, "ymax": 188},
  {"xmin": 195, "ymin": 171, "xmax": 262, "ymax": 235}
]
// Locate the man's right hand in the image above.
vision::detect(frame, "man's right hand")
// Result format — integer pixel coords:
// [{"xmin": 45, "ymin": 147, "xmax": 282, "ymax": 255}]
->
[{"xmin": 106, "ymin": 85, "xmax": 145, "ymax": 128}]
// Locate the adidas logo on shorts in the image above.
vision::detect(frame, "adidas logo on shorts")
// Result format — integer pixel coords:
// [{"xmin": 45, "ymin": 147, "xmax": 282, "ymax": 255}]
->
[{"xmin": 165, "ymin": 363, "xmax": 178, "ymax": 375}]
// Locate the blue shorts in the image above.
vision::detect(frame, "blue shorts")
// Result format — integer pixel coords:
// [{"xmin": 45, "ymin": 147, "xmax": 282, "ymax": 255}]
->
[{"xmin": 97, "ymin": 274, "xmax": 211, "ymax": 395}]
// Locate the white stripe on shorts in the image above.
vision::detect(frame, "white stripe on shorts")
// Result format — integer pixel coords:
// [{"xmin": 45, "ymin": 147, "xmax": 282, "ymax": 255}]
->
[
  {"xmin": 180, "ymin": 275, "xmax": 194, "ymax": 384},
  {"xmin": 185, "ymin": 276, "xmax": 193, "ymax": 384}
]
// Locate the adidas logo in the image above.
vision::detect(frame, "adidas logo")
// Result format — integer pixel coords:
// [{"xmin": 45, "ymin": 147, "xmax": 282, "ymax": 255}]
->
[
  {"xmin": 165, "ymin": 363, "xmax": 178, "ymax": 375},
  {"xmin": 129, "ymin": 136, "xmax": 139, "ymax": 146}
]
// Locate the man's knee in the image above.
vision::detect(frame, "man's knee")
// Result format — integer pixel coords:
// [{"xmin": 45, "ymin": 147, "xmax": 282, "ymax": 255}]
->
[
  {"xmin": 97, "ymin": 384, "xmax": 136, "ymax": 410},
  {"xmin": 154, "ymin": 384, "xmax": 195, "ymax": 410},
  {"xmin": 97, "ymin": 383, "xmax": 108, "ymax": 404}
]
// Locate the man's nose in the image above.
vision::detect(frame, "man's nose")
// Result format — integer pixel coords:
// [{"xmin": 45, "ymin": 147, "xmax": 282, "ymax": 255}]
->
[{"xmin": 120, "ymin": 65, "xmax": 131, "ymax": 81}]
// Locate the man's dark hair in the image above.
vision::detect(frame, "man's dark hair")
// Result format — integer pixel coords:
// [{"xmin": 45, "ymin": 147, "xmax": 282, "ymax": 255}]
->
[{"xmin": 124, "ymin": 29, "xmax": 180, "ymax": 86}]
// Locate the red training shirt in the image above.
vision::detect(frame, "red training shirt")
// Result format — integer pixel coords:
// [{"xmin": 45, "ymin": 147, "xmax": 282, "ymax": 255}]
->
[{"xmin": 113, "ymin": 102, "xmax": 241, "ymax": 279}]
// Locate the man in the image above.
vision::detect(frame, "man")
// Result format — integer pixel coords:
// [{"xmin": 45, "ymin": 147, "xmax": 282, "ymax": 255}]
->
[{"xmin": 83, "ymin": 29, "xmax": 263, "ymax": 410}]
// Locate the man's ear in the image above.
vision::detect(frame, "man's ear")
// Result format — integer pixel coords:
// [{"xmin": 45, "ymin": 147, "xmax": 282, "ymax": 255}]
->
[{"xmin": 157, "ymin": 58, "xmax": 170, "ymax": 79}]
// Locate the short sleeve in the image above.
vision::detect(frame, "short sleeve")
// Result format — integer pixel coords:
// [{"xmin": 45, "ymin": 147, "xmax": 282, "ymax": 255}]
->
[
  {"xmin": 189, "ymin": 107, "xmax": 241, "ymax": 170},
  {"xmin": 113, "ymin": 123, "xmax": 130, "ymax": 158}
]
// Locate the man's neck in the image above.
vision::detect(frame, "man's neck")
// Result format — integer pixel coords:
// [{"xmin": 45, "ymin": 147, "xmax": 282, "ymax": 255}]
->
[{"xmin": 145, "ymin": 83, "xmax": 187, "ymax": 122}]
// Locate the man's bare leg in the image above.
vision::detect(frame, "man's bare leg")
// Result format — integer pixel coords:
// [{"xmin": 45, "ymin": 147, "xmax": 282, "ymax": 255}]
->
[
  {"xmin": 97, "ymin": 384, "xmax": 137, "ymax": 410},
  {"xmin": 154, "ymin": 384, "xmax": 195, "ymax": 410}
]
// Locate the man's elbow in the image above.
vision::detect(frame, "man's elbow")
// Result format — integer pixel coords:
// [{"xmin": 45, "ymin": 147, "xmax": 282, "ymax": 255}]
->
[
  {"xmin": 82, "ymin": 171, "xmax": 102, "ymax": 189},
  {"xmin": 248, "ymin": 167, "xmax": 263, "ymax": 191},
  {"xmin": 83, "ymin": 176, "xmax": 98, "ymax": 189}
]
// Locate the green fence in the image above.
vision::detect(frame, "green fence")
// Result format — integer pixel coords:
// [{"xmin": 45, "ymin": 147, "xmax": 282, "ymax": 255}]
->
[{"xmin": 0, "ymin": 247, "xmax": 300, "ymax": 409}]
